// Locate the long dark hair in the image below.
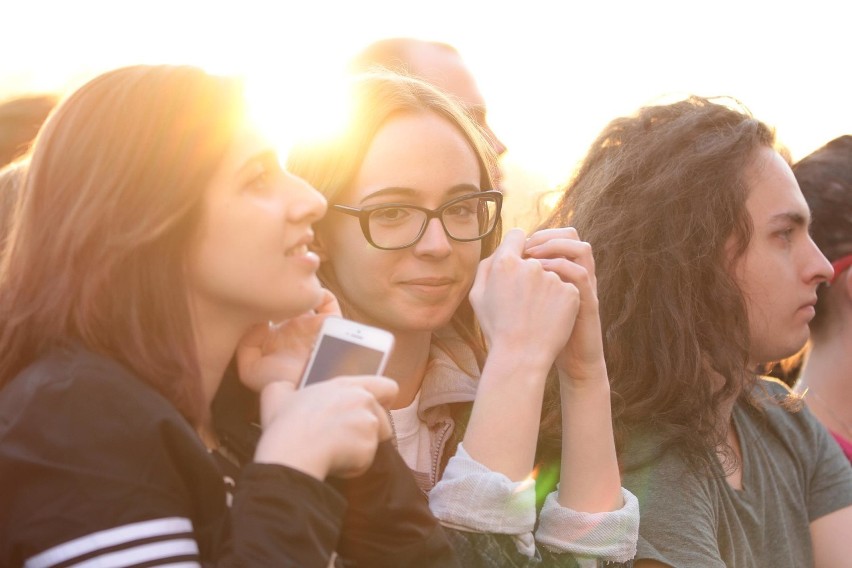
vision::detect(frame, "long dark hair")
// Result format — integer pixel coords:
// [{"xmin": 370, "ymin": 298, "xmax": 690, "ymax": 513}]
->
[
  {"xmin": 0, "ymin": 65, "xmax": 245, "ymax": 426},
  {"xmin": 542, "ymin": 96, "xmax": 776, "ymax": 472}
]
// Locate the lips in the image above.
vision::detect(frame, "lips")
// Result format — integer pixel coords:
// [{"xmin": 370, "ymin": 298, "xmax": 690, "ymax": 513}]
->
[
  {"xmin": 284, "ymin": 232, "xmax": 314, "ymax": 257},
  {"xmin": 402, "ymin": 277, "xmax": 455, "ymax": 286}
]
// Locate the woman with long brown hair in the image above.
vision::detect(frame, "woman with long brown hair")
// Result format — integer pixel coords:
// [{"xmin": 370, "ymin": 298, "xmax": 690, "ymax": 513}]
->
[{"xmin": 0, "ymin": 64, "xmax": 456, "ymax": 567}]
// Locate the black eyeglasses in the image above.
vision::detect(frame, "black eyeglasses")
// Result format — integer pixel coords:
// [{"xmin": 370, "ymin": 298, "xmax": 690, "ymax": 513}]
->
[{"xmin": 332, "ymin": 190, "xmax": 502, "ymax": 250}]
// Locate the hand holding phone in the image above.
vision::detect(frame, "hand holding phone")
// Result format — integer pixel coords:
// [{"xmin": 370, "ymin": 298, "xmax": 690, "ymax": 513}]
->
[
  {"xmin": 237, "ymin": 290, "xmax": 342, "ymax": 392},
  {"xmin": 299, "ymin": 317, "xmax": 395, "ymax": 388},
  {"xmin": 257, "ymin": 375, "xmax": 399, "ymax": 479}
]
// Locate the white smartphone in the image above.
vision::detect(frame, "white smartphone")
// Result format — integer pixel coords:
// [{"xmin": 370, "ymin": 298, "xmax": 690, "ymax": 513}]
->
[{"xmin": 298, "ymin": 316, "xmax": 395, "ymax": 388}]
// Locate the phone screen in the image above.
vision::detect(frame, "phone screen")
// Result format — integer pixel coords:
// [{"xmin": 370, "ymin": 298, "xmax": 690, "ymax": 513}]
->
[{"xmin": 302, "ymin": 335, "xmax": 385, "ymax": 387}]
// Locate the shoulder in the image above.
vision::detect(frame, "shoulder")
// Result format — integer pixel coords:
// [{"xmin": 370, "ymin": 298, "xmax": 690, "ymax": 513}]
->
[
  {"xmin": 1, "ymin": 344, "xmax": 189, "ymax": 435},
  {"xmin": 619, "ymin": 433, "xmax": 726, "ymax": 567},
  {"xmin": 0, "ymin": 343, "xmax": 204, "ymax": 468},
  {"xmin": 745, "ymin": 376, "xmax": 825, "ymax": 444},
  {"xmin": 0, "ymin": 344, "xmax": 204, "ymax": 475},
  {"xmin": 0, "ymin": 346, "xmax": 220, "ymax": 565},
  {"xmin": 742, "ymin": 377, "xmax": 852, "ymax": 521},
  {"xmin": 620, "ymin": 431, "xmax": 721, "ymax": 533},
  {"xmin": 621, "ymin": 430, "xmax": 697, "ymax": 479}
]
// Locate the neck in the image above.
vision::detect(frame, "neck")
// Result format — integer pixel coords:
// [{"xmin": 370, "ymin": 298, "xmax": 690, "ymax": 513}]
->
[
  {"xmin": 707, "ymin": 364, "xmax": 744, "ymax": 425},
  {"xmin": 710, "ymin": 375, "xmax": 744, "ymax": 488},
  {"xmin": 190, "ymin": 302, "xmax": 251, "ymax": 421},
  {"xmin": 382, "ymin": 329, "xmax": 433, "ymax": 409}
]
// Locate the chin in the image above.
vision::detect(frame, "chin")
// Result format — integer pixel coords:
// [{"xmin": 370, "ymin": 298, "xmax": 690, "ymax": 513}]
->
[
  {"xmin": 408, "ymin": 313, "xmax": 455, "ymax": 333},
  {"xmin": 758, "ymin": 340, "xmax": 808, "ymax": 367},
  {"xmin": 269, "ymin": 293, "xmax": 324, "ymax": 321}
]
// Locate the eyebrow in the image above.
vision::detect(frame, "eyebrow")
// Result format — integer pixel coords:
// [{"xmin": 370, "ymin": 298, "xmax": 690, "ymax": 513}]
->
[
  {"xmin": 769, "ymin": 211, "xmax": 811, "ymax": 228},
  {"xmin": 359, "ymin": 183, "xmax": 481, "ymax": 204},
  {"xmin": 235, "ymin": 150, "xmax": 279, "ymax": 177}
]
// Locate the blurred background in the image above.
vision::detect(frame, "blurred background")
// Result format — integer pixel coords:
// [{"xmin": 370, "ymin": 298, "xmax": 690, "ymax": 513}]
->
[{"xmin": 3, "ymin": 0, "xmax": 850, "ymax": 228}]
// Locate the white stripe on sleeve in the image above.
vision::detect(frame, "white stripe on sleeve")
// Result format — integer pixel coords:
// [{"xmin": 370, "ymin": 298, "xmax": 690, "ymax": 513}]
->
[
  {"xmin": 25, "ymin": 517, "xmax": 198, "ymax": 568},
  {"xmin": 70, "ymin": 539, "xmax": 200, "ymax": 568}
]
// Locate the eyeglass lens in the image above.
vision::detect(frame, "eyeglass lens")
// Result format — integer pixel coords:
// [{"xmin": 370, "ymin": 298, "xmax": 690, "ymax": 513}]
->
[{"xmin": 368, "ymin": 194, "xmax": 498, "ymax": 249}]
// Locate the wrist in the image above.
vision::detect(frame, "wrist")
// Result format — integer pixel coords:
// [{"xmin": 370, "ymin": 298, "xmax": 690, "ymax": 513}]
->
[
  {"xmin": 557, "ymin": 361, "xmax": 610, "ymax": 387},
  {"xmin": 486, "ymin": 338, "xmax": 556, "ymax": 375},
  {"xmin": 557, "ymin": 366, "xmax": 612, "ymax": 400},
  {"xmin": 254, "ymin": 437, "xmax": 330, "ymax": 481}
]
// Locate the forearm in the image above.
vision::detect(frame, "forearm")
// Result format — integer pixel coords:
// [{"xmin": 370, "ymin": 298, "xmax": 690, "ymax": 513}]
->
[
  {"xmin": 328, "ymin": 441, "xmax": 460, "ymax": 568},
  {"xmin": 463, "ymin": 344, "xmax": 552, "ymax": 481},
  {"xmin": 558, "ymin": 366, "xmax": 623, "ymax": 512},
  {"xmin": 228, "ymin": 463, "xmax": 345, "ymax": 566}
]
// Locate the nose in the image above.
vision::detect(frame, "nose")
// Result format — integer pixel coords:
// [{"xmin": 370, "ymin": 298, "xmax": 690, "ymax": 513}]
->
[
  {"xmin": 413, "ymin": 217, "xmax": 452, "ymax": 258},
  {"xmin": 289, "ymin": 176, "xmax": 327, "ymax": 224},
  {"xmin": 805, "ymin": 236, "xmax": 833, "ymax": 285}
]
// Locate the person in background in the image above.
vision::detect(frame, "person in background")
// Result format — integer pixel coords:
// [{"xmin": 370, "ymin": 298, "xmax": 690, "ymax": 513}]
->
[
  {"xmin": 542, "ymin": 96, "xmax": 852, "ymax": 567},
  {"xmin": 278, "ymin": 70, "xmax": 638, "ymax": 566},
  {"xmin": 0, "ymin": 94, "xmax": 57, "ymax": 252},
  {"xmin": 0, "ymin": 161, "xmax": 25, "ymax": 255},
  {"xmin": 0, "ymin": 64, "xmax": 458, "ymax": 567},
  {"xmin": 0, "ymin": 93, "xmax": 57, "ymax": 167},
  {"xmin": 792, "ymin": 135, "xmax": 852, "ymax": 462},
  {"xmin": 349, "ymin": 37, "xmax": 507, "ymax": 186}
]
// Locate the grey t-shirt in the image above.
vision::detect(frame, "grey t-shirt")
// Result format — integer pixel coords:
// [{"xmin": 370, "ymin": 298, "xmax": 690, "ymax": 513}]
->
[{"xmin": 621, "ymin": 377, "xmax": 852, "ymax": 567}]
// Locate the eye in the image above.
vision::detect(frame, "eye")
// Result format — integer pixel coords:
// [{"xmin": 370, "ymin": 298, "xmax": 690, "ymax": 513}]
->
[
  {"xmin": 775, "ymin": 227, "xmax": 795, "ymax": 243},
  {"xmin": 371, "ymin": 207, "xmax": 412, "ymax": 223},
  {"xmin": 445, "ymin": 202, "xmax": 477, "ymax": 218},
  {"xmin": 243, "ymin": 156, "xmax": 283, "ymax": 194},
  {"xmin": 244, "ymin": 165, "xmax": 271, "ymax": 193}
]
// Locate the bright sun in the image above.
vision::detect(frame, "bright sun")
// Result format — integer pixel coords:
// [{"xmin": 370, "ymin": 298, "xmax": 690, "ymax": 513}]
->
[{"xmin": 3, "ymin": 0, "xmax": 851, "ymax": 235}]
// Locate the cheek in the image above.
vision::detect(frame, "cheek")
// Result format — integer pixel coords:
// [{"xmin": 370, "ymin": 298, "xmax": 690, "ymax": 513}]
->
[
  {"xmin": 324, "ymin": 235, "xmax": 389, "ymax": 295},
  {"xmin": 461, "ymin": 245, "xmax": 482, "ymax": 284}
]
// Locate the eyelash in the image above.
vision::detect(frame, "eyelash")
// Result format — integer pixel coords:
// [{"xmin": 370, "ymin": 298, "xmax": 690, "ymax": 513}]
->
[
  {"xmin": 245, "ymin": 161, "xmax": 278, "ymax": 192},
  {"xmin": 776, "ymin": 228, "xmax": 795, "ymax": 242}
]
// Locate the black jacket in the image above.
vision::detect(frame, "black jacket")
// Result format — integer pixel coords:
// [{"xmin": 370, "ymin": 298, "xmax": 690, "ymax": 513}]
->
[{"xmin": 0, "ymin": 344, "xmax": 458, "ymax": 567}]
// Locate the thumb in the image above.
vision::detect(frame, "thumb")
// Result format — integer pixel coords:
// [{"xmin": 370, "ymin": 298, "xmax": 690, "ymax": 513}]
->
[{"xmin": 337, "ymin": 375, "xmax": 399, "ymax": 409}]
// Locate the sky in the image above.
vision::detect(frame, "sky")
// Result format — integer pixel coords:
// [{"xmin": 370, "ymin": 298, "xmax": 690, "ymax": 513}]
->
[{"xmin": 3, "ymin": 0, "xmax": 850, "ymax": 227}]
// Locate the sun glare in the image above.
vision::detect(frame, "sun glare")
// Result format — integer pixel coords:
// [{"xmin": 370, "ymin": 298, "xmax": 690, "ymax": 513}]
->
[
  {"xmin": 243, "ymin": 70, "xmax": 353, "ymax": 166},
  {"xmin": 3, "ymin": 0, "xmax": 850, "ymax": 219}
]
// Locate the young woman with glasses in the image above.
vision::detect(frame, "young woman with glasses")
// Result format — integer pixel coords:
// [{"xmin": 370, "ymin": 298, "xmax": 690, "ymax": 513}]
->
[{"xmin": 274, "ymin": 71, "xmax": 640, "ymax": 565}]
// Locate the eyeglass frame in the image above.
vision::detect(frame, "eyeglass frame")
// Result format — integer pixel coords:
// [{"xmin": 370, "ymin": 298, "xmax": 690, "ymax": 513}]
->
[
  {"xmin": 331, "ymin": 190, "xmax": 503, "ymax": 251},
  {"xmin": 829, "ymin": 254, "xmax": 852, "ymax": 286}
]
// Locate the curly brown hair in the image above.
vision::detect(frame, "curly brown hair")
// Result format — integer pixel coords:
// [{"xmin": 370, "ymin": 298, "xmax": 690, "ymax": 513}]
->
[{"xmin": 541, "ymin": 96, "xmax": 777, "ymax": 473}]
